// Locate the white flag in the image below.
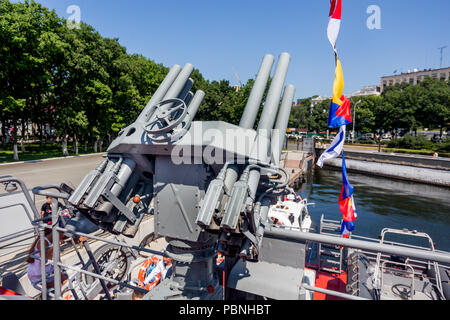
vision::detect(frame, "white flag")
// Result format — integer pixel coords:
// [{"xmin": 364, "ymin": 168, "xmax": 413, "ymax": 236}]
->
[
  {"xmin": 316, "ymin": 125, "xmax": 346, "ymax": 168},
  {"xmin": 327, "ymin": 0, "xmax": 342, "ymax": 51}
]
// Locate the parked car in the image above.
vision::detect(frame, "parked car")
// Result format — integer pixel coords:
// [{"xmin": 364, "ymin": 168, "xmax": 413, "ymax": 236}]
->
[
  {"xmin": 381, "ymin": 133, "xmax": 392, "ymax": 141},
  {"xmin": 359, "ymin": 133, "xmax": 375, "ymax": 141}
]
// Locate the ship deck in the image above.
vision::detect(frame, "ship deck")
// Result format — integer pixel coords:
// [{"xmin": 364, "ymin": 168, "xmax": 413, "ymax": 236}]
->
[{"xmin": 306, "ymin": 265, "xmax": 348, "ymax": 300}]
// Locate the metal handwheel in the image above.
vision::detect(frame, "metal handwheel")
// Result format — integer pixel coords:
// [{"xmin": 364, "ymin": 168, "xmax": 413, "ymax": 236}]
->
[{"xmin": 144, "ymin": 98, "xmax": 188, "ymax": 135}]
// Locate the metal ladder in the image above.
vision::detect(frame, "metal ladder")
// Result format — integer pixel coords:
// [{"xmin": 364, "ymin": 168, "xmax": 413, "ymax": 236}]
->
[{"xmin": 318, "ymin": 215, "xmax": 343, "ymax": 274}]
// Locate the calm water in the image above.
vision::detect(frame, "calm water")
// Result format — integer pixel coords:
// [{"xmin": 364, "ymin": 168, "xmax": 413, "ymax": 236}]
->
[{"xmin": 297, "ymin": 168, "xmax": 450, "ymax": 252}]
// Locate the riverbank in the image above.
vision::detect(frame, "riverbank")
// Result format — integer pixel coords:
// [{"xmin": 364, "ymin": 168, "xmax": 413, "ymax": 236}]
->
[
  {"xmin": 306, "ymin": 142, "xmax": 450, "ymax": 158},
  {"xmin": 316, "ymin": 148, "xmax": 450, "ymax": 187}
]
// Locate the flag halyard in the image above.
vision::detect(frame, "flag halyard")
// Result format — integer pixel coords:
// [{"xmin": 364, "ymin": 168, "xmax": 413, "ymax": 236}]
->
[{"xmin": 318, "ymin": 0, "xmax": 358, "ymax": 238}]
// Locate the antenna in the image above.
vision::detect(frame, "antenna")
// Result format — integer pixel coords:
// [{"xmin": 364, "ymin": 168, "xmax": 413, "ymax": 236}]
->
[
  {"xmin": 438, "ymin": 46, "xmax": 447, "ymax": 68},
  {"xmin": 232, "ymin": 67, "xmax": 243, "ymax": 87}
]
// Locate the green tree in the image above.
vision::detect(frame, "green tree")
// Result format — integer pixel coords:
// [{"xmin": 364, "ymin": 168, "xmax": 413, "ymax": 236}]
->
[
  {"xmin": 350, "ymin": 96, "xmax": 379, "ymax": 134},
  {"xmin": 290, "ymin": 98, "xmax": 313, "ymax": 130},
  {"xmin": 419, "ymin": 77, "xmax": 450, "ymax": 139},
  {"xmin": 310, "ymin": 100, "xmax": 330, "ymax": 133},
  {"xmin": 0, "ymin": 0, "xmax": 63, "ymax": 159}
]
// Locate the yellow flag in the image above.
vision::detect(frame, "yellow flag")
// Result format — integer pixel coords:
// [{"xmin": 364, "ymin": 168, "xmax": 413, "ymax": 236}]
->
[{"xmin": 332, "ymin": 58, "xmax": 345, "ymax": 105}]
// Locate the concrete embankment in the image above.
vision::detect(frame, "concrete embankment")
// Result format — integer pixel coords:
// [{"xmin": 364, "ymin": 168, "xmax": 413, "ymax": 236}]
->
[
  {"xmin": 281, "ymin": 150, "xmax": 314, "ymax": 187},
  {"xmin": 316, "ymin": 149, "xmax": 450, "ymax": 187}
]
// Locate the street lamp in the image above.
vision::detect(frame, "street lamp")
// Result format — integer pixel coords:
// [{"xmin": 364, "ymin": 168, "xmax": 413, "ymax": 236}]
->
[{"xmin": 352, "ymin": 99, "xmax": 362, "ymax": 144}]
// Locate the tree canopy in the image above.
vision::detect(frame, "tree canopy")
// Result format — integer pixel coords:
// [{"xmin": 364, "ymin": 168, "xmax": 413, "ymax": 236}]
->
[
  {"xmin": 290, "ymin": 77, "xmax": 450, "ymax": 137},
  {"xmin": 1, "ymin": 0, "xmax": 449, "ymax": 161},
  {"xmin": 0, "ymin": 0, "xmax": 256, "ymax": 160}
]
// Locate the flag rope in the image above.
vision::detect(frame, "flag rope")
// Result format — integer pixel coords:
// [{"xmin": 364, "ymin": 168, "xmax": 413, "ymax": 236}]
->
[{"xmin": 317, "ymin": 0, "xmax": 357, "ymax": 238}]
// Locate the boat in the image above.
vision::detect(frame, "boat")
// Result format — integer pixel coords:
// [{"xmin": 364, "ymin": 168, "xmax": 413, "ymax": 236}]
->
[
  {"xmin": 266, "ymin": 199, "xmax": 450, "ymax": 300},
  {"xmin": 1, "ymin": 53, "xmax": 449, "ymax": 301}
]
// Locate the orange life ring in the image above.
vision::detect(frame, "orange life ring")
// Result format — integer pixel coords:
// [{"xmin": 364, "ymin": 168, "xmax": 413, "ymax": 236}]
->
[
  {"xmin": 137, "ymin": 257, "xmax": 161, "ymax": 290},
  {"xmin": 271, "ymin": 217, "xmax": 284, "ymax": 226},
  {"xmin": 216, "ymin": 253, "xmax": 224, "ymax": 266},
  {"xmin": 63, "ymin": 292, "xmax": 73, "ymax": 300}
]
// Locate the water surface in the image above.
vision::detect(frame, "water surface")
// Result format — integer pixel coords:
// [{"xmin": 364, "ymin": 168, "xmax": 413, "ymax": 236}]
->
[{"xmin": 297, "ymin": 169, "xmax": 450, "ymax": 252}]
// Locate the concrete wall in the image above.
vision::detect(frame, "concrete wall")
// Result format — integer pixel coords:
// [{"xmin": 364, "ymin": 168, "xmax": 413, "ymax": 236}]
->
[{"xmin": 324, "ymin": 157, "xmax": 450, "ymax": 187}]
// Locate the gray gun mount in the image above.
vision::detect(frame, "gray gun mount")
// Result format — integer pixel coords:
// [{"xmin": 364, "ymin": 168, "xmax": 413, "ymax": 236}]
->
[{"xmin": 67, "ymin": 54, "xmax": 296, "ymax": 300}]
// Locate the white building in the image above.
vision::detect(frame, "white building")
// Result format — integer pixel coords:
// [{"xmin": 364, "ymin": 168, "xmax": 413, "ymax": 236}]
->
[
  {"xmin": 308, "ymin": 96, "xmax": 331, "ymax": 113},
  {"xmin": 348, "ymin": 85, "xmax": 381, "ymax": 98},
  {"xmin": 311, "ymin": 95, "xmax": 330, "ymax": 106},
  {"xmin": 381, "ymin": 67, "xmax": 450, "ymax": 93}
]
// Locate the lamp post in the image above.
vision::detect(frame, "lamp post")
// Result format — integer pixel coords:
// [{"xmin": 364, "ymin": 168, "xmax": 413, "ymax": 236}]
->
[{"xmin": 352, "ymin": 99, "xmax": 362, "ymax": 144}]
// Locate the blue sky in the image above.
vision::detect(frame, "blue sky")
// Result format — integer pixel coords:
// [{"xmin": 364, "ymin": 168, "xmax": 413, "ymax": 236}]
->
[{"xmin": 32, "ymin": 0, "xmax": 450, "ymax": 99}]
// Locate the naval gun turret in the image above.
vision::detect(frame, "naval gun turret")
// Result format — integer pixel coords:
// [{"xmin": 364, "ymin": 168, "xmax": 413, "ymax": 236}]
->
[{"xmin": 66, "ymin": 53, "xmax": 309, "ymax": 300}]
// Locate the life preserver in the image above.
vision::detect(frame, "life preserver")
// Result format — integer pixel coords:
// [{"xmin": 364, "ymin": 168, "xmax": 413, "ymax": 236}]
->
[
  {"xmin": 137, "ymin": 257, "xmax": 161, "ymax": 291},
  {"xmin": 63, "ymin": 292, "xmax": 73, "ymax": 300},
  {"xmin": 216, "ymin": 253, "xmax": 225, "ymax": 266},
  {"xmin": 271, "ymin": 217, "xmax": 284, "ymax": 226},
  {"xmin": 270, "ymin": 214, "xmax": 291, "ymax": 226}
]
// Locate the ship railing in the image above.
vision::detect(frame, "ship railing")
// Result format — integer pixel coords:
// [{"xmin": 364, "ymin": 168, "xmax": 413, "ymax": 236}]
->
[
  {"xmin": 380, "ymin": 260, "xmax": 415, "ymax": 300},
  {"xmin": 350, "ymin": 234, "xmax": 450, "ymax": 268},
  {"xmin": 0, "ymin": 177, "xmax": 42, "ymax": 281},
  {"xmin": 0, "ymin": 226, "xmax": 36, "ymax": 259},
  {"xmin": 20, "ymin": 180, "xmax": 450, "ymax": 301},
  {"xmin": 350, "ymin": 248, "xmax": 449, "ymax": 298},
  {"xmin": 0, "ymin": 225, "xmax": 37, "ymax": 284},
  {"xmin": 353, "ymin": 248, "xmax": 449, "ymax": 272},
  {"xmin": 301, "ymin": 284, "xmax": 369, "ymax": 300},
  {"xmin": 371, "ymin": 228, "xmax": 444, "ymax": 298},
  {"xmin": 0, "ymin": 176, "xmax": 39, "ymax": 224},
  {"xmin": 350, "ymin": 233, "xmax": 450, "ymax": 298},
  {"xmin": 30, "ymin": 184, "xmax": 167, "ymax": 300},
  {"xmin": 29, "ymin": 221, "xmax": 167, "ymax": 300},
  {"xmin": 265, "ymin": 226, "xmax": 450, "ymax": 300}
]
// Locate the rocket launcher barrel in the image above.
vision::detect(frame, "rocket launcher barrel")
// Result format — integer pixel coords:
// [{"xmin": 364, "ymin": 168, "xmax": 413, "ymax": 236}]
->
[
  {"xmin": 184, "ymin": 91, "xmax": 194, "ymax": 106},
  {"xmin": 257, "ymin": 53, "xmax": 291, "ymax": 133},
  {"xmin": 271, "ymin": 84, "xmax": 296, "ymax": 166},
  {"xmin": 137, "ymin": 64, "xmax": 182, "ymax": 124},
  {"xmin": 196, "ymin": 163, "xmax": 230, "ymax": 227},
  {"xmin": 246, "ymin": 52, "xmax": 291, "ymax": 203},
  {"xmin": 218, "ymin": 55, "xmax": 275, "ymax": 224},
  {"xmin": 162, "ymin": 63, "xmax": 194, "ymax": 103},
  {"xmin": 186, "ymin": 90, "xmax": 205, "ymax": 120},
  {"xmin": 196, "ymin": 54, "xmax": 276, "ymax": 230},
  {"xmin": 215, "ymin": 54, "xmax": 276, "ymax": 225},
  {"xmin": 82, "ymin": 157, "xmax": 136, "ymax": 213},
  {"xmin": 178, "ymin": 78, "xmax": 194, "ymax": 102},
  {"xmin": 239, "ymin": 54, "xmax": 275, "ymax": 129},
  {"xmin": 93, "ymin": 157, "xmax": 137, "ymax": 215},
  {"xmin": 68, "ymin": 158, "xmax": 109, "ymax": 206}
]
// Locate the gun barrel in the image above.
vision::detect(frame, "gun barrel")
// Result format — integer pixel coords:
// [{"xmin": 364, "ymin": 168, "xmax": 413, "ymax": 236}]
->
[
  {"xmin": 186, "ymin": 90, "xmax": 205, "ymax": 121},
  {"xmin": 163, "ymin": 63, "xmax": 195, "ymax": 101},
  {"xmin": 272, "ymin": 84, "xmax": 296, "ymax": 166},
  {"xmin": 137, "ymin": 64, "xmax": 182, "ymax": 124},
  {"xmin": 178, "ymin": 78, "xmax": 194, "ymax": 102},
  {"xmin": 257, "ymin": 52, "xmax": 291, "ymax": 133},
  {"xmin": 247, "ymin": 53, "xmax": 291, "ymax": 203},
  {"xmin": 239, "ymin": 54, "xmax": 275, "ymax": 129}
]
